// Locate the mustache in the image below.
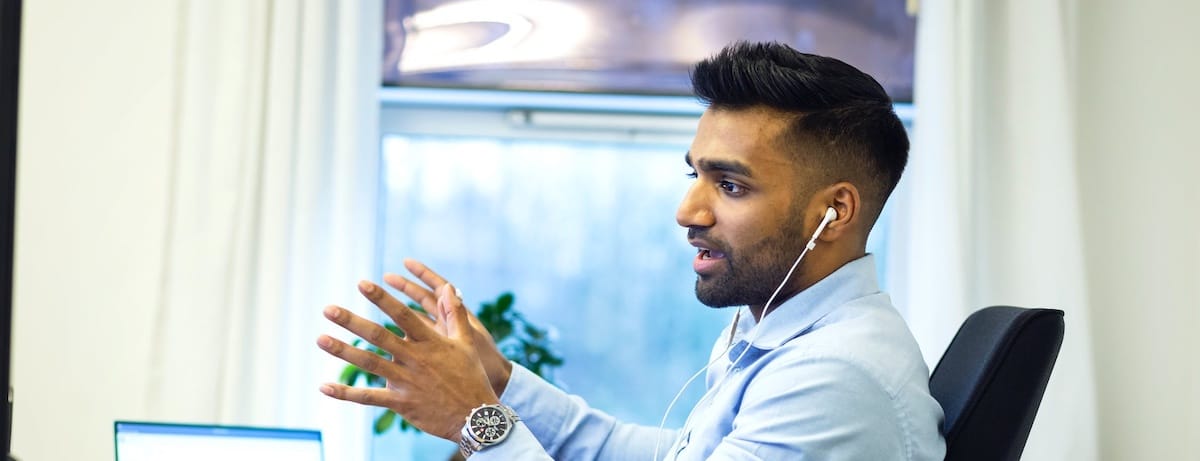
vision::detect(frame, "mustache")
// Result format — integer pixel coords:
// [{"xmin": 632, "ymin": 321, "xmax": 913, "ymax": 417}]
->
[{"xmin": 686, "ymin": 229, "xmax": 729, "ymax": 253}]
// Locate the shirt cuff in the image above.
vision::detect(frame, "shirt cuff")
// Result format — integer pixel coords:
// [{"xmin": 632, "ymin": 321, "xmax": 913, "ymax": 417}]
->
[{"xmin": 499, "ymin": 362, "xmax": 574, "ymax": 450}]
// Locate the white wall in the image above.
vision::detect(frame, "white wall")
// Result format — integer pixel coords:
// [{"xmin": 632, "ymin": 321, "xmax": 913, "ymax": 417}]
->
[
  {"xmin": 1075, "ymin": 1, "xmax": 1200, "ymax": 459},
  {"xmin": 11, "ymin": 0, "xmax": 178, "ymax": 459}
]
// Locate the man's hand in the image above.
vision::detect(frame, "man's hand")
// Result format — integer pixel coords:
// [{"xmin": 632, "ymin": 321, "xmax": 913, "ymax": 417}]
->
[
  {"xmin": 317, "ymin": 280, "xmax": 497, "ymax": 442},
  {"xmin": 384, "ymin": 259, "xmax": 514, "ymax": 396}
]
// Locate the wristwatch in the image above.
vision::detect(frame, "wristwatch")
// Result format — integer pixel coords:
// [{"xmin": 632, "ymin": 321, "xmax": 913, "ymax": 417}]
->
[{"xmin": 458, "ymin": 403, "xmax": 521, "ymax": 458}]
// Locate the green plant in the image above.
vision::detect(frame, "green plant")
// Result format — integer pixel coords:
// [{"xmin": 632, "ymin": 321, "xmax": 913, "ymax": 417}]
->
[{"xmin": 338, "ymin": 292, "xmax": 563, "ymax": 434}]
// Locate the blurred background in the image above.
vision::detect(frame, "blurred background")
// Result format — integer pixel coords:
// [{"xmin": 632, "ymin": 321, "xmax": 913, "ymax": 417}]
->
[{"xmin": 8, "ymin": 0, "xmax": 1198, "ymax": 460}]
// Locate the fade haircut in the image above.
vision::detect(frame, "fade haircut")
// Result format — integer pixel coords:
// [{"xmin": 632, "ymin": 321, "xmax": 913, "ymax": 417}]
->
[{"xmin": 690, "ymin": 41, "xmax": 908, "ymax": 225}]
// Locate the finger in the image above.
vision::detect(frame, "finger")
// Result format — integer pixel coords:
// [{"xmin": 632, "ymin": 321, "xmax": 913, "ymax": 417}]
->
[
  {"xmin": 466, "ymin": 309, "xmax": 490, "ymax": 339},
  {"xmin": 323, "ymin": 304, "xmax": 409, "ymax": 354},
  {"xmin": 381, "ymin": 273, "xmax": 439, "ymax": 324},
  {"xmin": 430, "ymin": 287, "xmax": 451, "ymax": 337},
  {"xmin": 318, "ymin": 382, "xmax": 403, "ymax": 409},
  {"xmin": 403, "ymin": 258, "xmax": 451, "ymax": 293},
  {"xmin": 439, "ymin": 284, "xmax": 473, "ymax": 340},
  {"xmin": 358, "ymin": 281, "xmax": 435, "ymax": 342},
  {"xmin": 316, "ymin": 334, "xmax": 406, "ymax": 381}
]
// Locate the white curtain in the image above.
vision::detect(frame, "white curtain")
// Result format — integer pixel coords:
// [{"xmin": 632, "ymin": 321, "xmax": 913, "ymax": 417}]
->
[
  {"xmin": 892, "ymin": 0, "xmax": 1098, "ymax": 459},
  {"xmin": 145, "ymin": 1, "xmax": 381, "ymax": 460}
]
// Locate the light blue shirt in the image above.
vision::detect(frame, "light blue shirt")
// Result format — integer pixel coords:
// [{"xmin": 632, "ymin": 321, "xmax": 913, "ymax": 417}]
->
[{"xmin": 475, "ymin": 255, "xmax": 946, "ymax": 460}]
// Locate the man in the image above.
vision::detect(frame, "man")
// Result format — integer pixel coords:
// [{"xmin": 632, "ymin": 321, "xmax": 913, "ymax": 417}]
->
[{"xmin": 316, "ymin": 41, "xmax": 945, "ymax": 460}]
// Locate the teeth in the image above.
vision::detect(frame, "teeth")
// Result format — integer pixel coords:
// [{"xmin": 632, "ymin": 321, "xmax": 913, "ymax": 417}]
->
[{"xmin": 697, "ymin": 249, "xmax": 724, "ymax": 260}]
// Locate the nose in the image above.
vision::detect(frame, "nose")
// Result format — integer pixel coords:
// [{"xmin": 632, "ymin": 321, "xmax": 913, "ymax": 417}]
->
[{"xmin": 676, "ymin": 181, "xmax": 715, "ymax": 229}]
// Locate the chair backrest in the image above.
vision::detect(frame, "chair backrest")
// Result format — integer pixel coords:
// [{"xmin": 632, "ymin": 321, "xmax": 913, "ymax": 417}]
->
[{"xmin": 929, "ymin": 306, "xmax": 1065, "ymax": 461}]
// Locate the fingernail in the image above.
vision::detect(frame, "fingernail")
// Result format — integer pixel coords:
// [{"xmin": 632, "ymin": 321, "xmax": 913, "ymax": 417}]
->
[
  {"xmin": 323, "ymin": 305, "xmax": 340, "ymax": 320},
  {"xmin": 317, "ymin": 335, "xmax": 332, "ymax": 348},
  {"xmin": 358, "ymin": 280, "xmax": 375, "ymax": 295},
  {"xmin": 319, "ymin": 384, "xmax": 335, "ymax": 396}
]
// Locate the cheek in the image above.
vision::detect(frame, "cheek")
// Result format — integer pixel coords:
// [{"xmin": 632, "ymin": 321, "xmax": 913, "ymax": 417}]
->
[
  {"xmin": 721, "ymin": 216, "xmax": 776, "ymax": 256},
  {"xmin": 712, "ymin": 193, "xmax": 796, "ymax": 252}
]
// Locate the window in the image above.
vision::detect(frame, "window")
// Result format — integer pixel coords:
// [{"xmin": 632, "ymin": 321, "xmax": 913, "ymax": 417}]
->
[{"xmin": 373, "ymin": 88, "xmax": 727, "ymax": 458}]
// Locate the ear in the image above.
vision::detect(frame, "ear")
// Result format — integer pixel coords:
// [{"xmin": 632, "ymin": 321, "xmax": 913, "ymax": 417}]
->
[{"xmin": 810, "ymin": 181, "xmax": 860, "ymax": 242}]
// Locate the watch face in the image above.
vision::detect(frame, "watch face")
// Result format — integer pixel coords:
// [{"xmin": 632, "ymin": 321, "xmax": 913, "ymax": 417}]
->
[{"xmin": 469, "ymin": 406, "xmax": 512, "ymax": 443}]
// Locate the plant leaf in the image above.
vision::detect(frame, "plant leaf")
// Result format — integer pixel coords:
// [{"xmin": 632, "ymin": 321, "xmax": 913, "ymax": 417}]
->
[
  {"xmin": 339, "ymin": 365, "xmax": 362, "ymax": 386},
  {"xmin": 496, "ymin": 293, "xmax": 514, "ymax": 313},
  {"xmin": 491, "ymin": 322, "xmax": 513, "ymax": 342},
  {"xmin": 524, "ymin": 324, "xmax": 546, "ymax": 339},
  {"xmin": 385, "ymin": 323, "xmax": 406, "ymax": 339},
  {"xmin": 398, "ymin": 418, "xmax": 423, "ymax": 433},
  {"xmin": 479, "ymin": 302, "xmax": 501, "ymax": 325},
  {"xmin": 374, "ymin": 410, "xmax": 397, "ymax": 434}
]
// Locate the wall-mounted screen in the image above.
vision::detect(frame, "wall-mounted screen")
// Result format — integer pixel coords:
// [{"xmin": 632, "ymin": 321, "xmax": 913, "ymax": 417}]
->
[{"xmin": 383, "ymin": 0, "xmax": 917, "ymax": 100}]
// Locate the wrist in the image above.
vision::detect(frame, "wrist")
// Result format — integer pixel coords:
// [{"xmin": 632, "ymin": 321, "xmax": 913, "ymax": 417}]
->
[{"xmin": 490, "ymin": 360, "xmax": 513, "ymax": 397}]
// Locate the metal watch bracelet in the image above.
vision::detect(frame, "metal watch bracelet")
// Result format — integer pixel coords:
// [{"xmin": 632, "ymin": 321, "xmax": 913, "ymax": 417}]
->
[{"xmin": 459, "ymin": 404, "xmax": 521, "ymax": 458}]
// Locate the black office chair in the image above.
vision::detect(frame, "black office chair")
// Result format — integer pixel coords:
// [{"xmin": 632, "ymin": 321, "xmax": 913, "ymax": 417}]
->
[{"xmin": 929, "ymin": 306, "xmax": 1065, "ymax": 461}]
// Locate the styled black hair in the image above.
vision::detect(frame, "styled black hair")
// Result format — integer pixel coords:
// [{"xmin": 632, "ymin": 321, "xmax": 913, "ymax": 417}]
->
[{"xmin": 691, "ymin": 41, "xmax": 908, "ymax": 220}]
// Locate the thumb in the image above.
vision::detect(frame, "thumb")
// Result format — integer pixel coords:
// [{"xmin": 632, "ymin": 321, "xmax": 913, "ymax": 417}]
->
[{"xmin": 439, "ymin": 283, "xmax": 472, "ymax": 340}]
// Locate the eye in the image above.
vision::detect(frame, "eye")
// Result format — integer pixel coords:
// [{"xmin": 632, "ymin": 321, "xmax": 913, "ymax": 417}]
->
[
  {"xmin": 685, "ymin": 170, "xmax": 698, "ymax": 179},
  {"xmin": 719, "ymin": 180, "xmax": 745, "ymax": 195}
]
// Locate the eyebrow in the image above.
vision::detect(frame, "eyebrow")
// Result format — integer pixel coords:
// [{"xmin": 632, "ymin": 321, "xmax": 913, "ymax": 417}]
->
[{"xmin": 685, "ymin": 151, "xmax": 753, "ymax": 177}]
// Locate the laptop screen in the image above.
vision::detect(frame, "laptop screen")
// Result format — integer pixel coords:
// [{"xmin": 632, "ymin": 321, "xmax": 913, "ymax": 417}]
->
[{"xmin": 115, "ymin": 421, "xmax": 323, "ymax": 461}]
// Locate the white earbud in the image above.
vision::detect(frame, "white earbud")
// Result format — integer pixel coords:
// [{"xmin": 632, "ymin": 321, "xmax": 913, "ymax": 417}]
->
[{"xmin": 807, "ymin": 207, "xmax": 837, "ymax": 250}]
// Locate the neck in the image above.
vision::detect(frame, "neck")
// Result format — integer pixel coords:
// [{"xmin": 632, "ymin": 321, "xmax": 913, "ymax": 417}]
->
[
  {"xmin": 747, "ymin": 288, "xmax": 798, "ymax": 322},
  {"xmin": 747, "ymin": 248, "xmax": 865, "ymax": 322}
]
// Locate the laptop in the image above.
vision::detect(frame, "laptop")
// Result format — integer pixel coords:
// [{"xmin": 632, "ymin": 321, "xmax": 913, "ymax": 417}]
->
[{"xmin": 114, "ymin": 421, "xmax": 323, "ymax": 461}]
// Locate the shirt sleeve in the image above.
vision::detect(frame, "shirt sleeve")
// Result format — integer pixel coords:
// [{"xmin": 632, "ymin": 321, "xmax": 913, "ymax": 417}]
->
[{"xmin": 471, "ymin": 363, "xmax": 678, "ymax": 461}]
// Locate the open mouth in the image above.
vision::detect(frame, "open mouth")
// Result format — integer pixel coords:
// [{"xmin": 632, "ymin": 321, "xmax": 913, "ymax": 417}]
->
[{"xmin": 693, "ymin": 244, "xmax": 728, "ymax": 275}]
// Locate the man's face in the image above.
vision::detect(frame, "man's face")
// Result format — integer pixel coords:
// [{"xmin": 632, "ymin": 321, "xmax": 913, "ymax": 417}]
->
[{"xmin": 677, "ymin": 107, "xmax": 814, "ymax": 308}]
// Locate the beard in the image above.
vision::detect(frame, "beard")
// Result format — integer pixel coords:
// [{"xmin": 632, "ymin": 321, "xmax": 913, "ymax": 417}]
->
[{"xmin": 693, "ymin": 214, "xmax": 810, "ymax": 308}]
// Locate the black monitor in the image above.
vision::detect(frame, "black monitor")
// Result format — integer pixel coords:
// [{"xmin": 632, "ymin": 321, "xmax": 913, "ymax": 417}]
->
[{"xmin": 0, "ymin": 0, "xmax": 20, "ymax": 457}]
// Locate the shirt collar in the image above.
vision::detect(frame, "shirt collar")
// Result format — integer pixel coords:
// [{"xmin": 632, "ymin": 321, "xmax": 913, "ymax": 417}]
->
[{"xmin": 731, "ymin": 254, "xmax": 881, "ymax": 351}]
